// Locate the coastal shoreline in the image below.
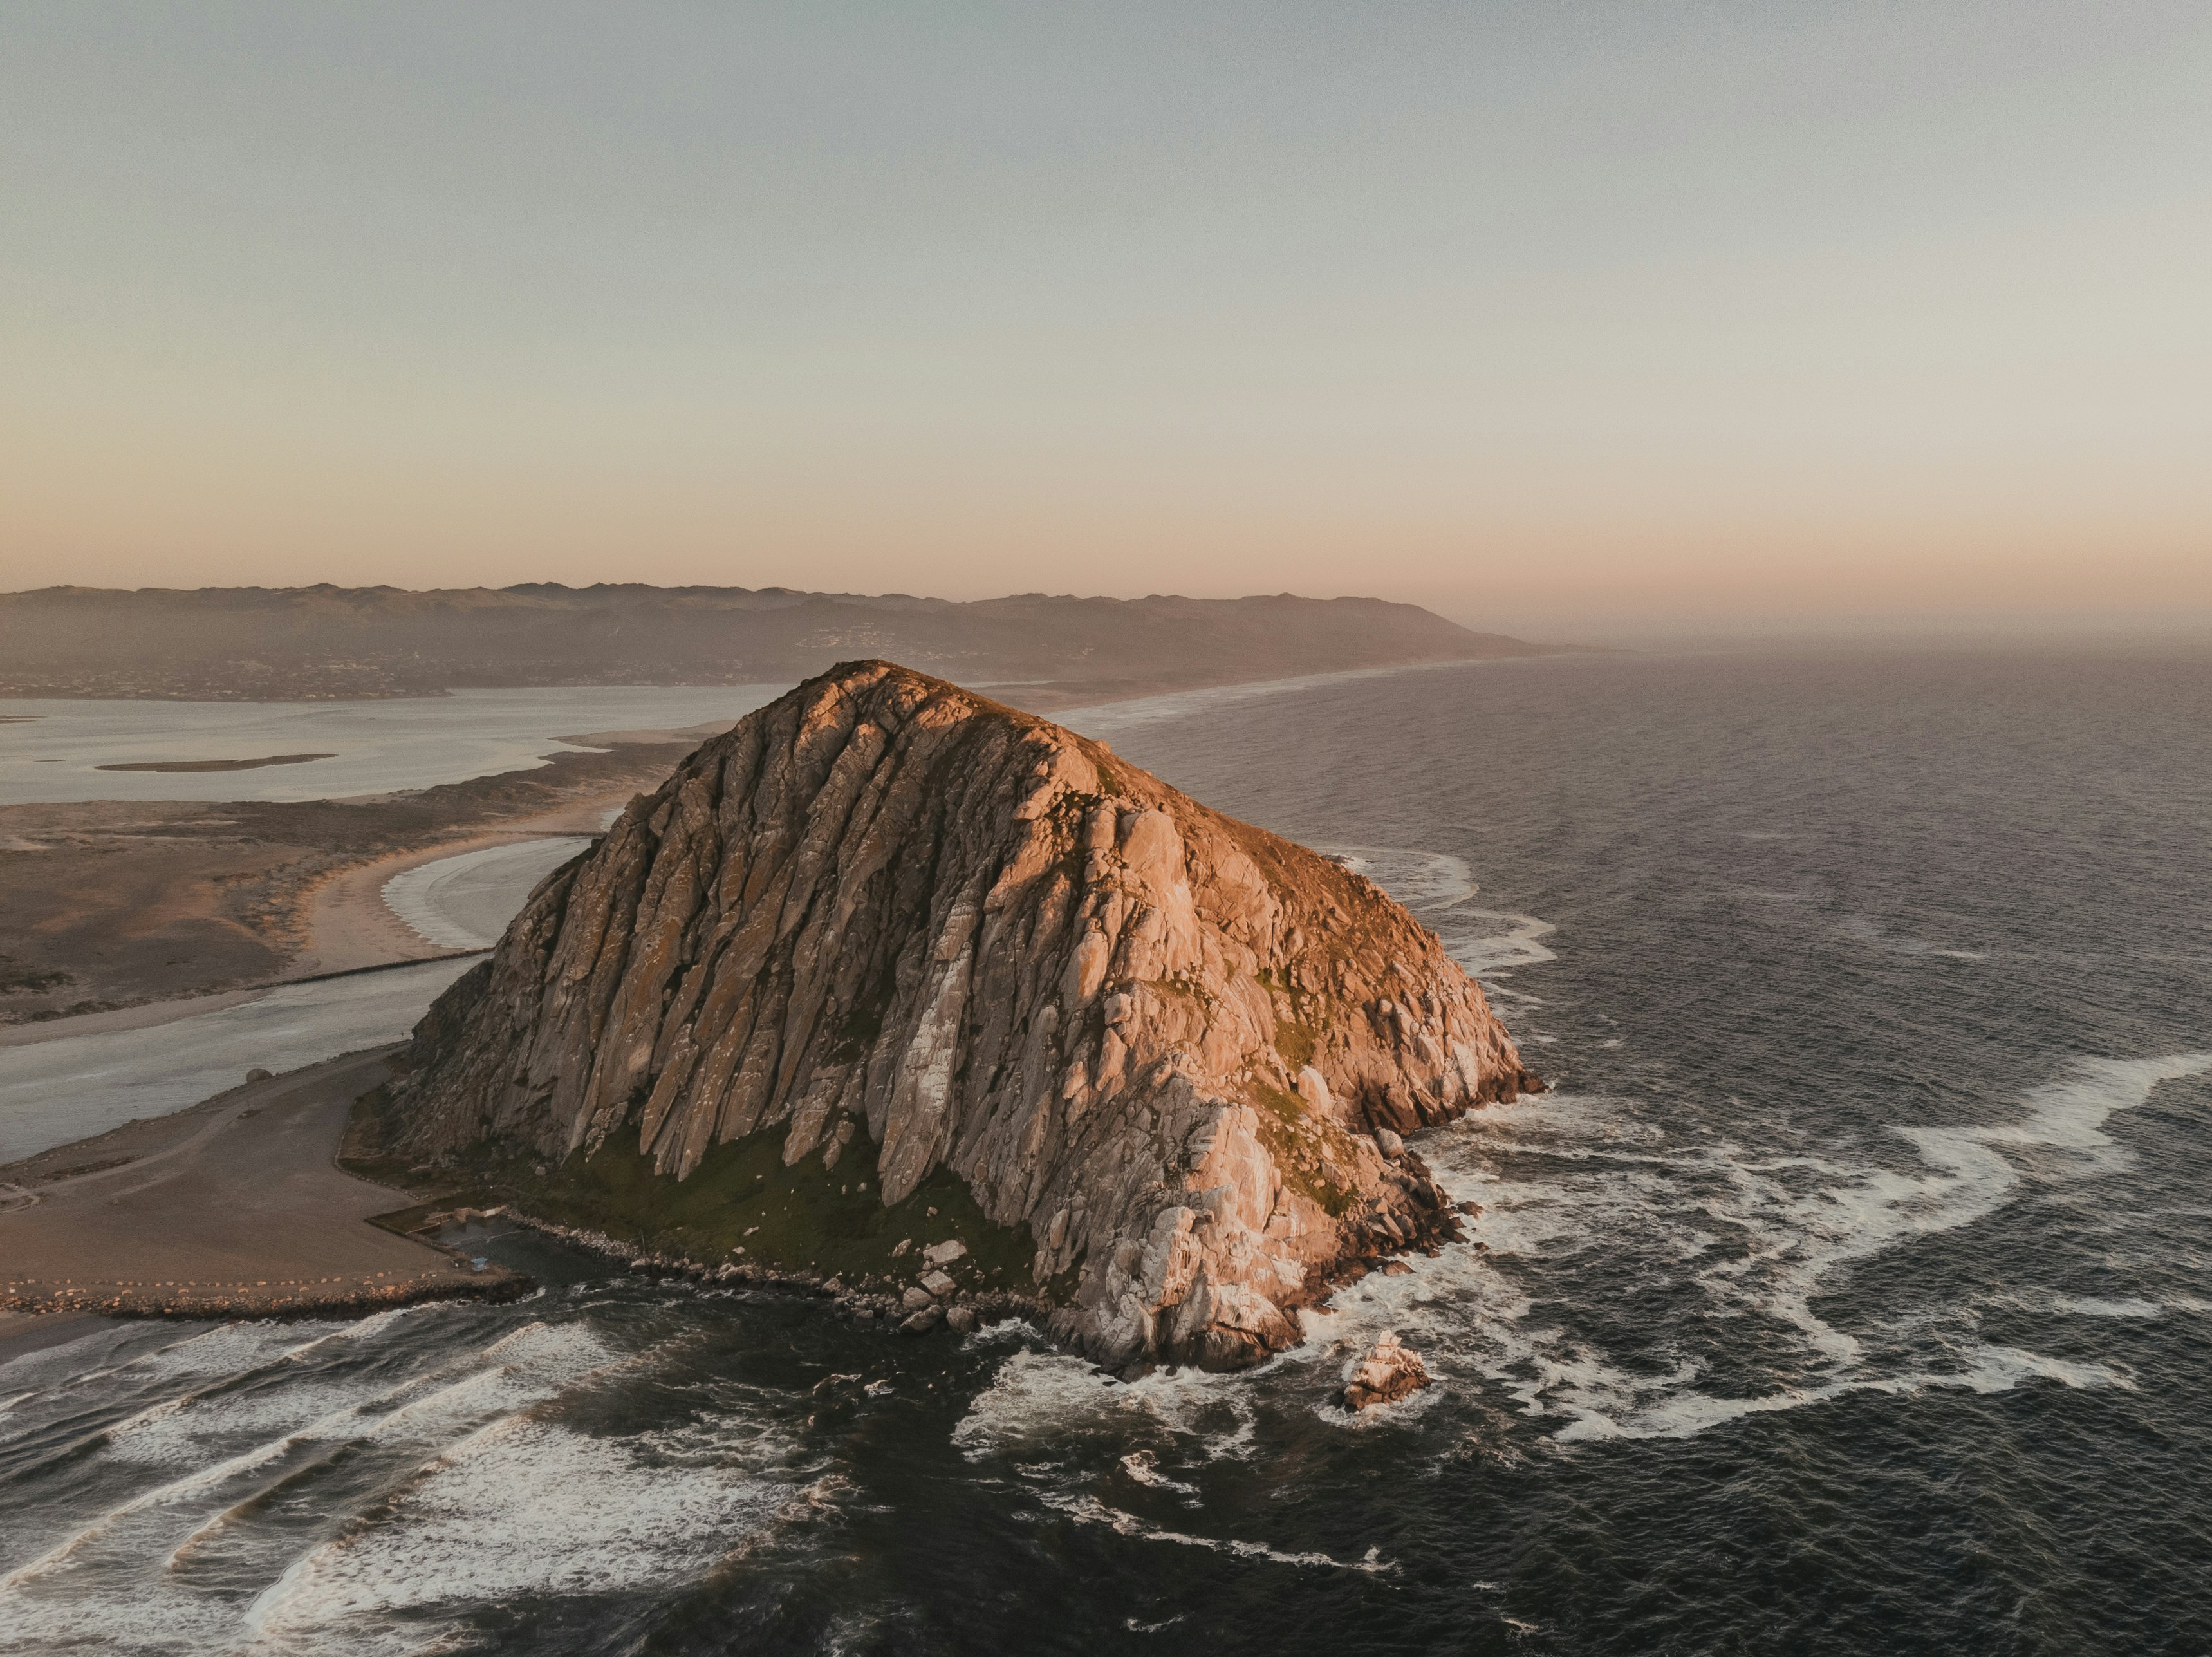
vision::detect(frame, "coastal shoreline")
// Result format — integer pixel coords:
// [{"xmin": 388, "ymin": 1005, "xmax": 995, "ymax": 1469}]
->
[
  {"xmin": 0, "ymin": 660, "xmax": 1515, "ymax": 1035},
  {"xmin": 0, "ymin": 657, "xmax": 1513, "ymax": 1374},
  {"xmin": 0, "ymin": 1048, "xmax": 521, "ymax": 1334},
  {"xmin": 289, "ymin": 798, "xmax": 612, "ymax": 978},
  {"xmin": 0, "ymin": 806, "xmax": 600, "ymax": 1054},
  {"xmin": 0, "ymin": 735, "xmax": 699, "ymax": 1031},
  {"xmin": 0, "ymin": 1040, "xmax": 1053, "ymax": 1366}
]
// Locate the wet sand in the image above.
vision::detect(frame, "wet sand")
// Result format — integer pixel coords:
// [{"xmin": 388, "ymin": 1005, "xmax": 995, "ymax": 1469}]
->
[
  {"xmin": 0, "ymin": 1047, "xmax": 514, "ymax": 1334},
  {"xmin": 290, "ymin": 795, "xmax": 612, "ymax": 977},
  {"xmin": 0, "ymin": 989, "xmax": 270, "ymax": 1051},
  {"xmin": 0, "ymin": 798, "xmax": 612, "ymax": 1053},
  {"xmin": 0, "ymin": 1309, "xmax": 104, "ymax": 1363}
]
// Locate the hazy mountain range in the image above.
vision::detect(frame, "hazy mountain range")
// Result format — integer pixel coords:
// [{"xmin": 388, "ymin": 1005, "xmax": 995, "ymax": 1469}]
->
[{"xmin": 0, "ymin": 585, "xmax": 1562, "ymax": 704}]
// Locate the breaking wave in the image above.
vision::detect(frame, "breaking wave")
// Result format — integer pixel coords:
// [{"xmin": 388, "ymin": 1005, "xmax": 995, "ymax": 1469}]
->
[
  {"xmin": 1330, "ymin": 1054, "xmax": 2212, "ymax": 1441},
  {"xmin": 0, "ymin": 1305, "xmax": 812, "ymax": 1656}
]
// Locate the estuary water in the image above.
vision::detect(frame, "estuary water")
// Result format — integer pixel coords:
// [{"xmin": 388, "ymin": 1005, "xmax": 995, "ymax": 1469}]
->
[
  {"xmin": 0, "ymin": 685, "xmax": 781, "ymax": 805},
  {"xmin": 3, "ymin": 648, "xmax": 2209, "ymax": 1654},
  {"xmin": 0, "ymin": 836, "xmax": 590, "ymax": 1161}
]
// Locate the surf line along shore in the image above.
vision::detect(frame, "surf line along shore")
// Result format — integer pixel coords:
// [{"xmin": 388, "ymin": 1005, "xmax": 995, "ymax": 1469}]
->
[{"xmin": 0, "ymin": 1047, "xmax": 525, "ymax": 1358}]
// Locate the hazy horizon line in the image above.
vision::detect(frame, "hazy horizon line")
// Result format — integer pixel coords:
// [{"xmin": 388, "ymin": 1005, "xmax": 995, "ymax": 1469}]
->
[{"xmin": 6, "ymin": 577, "xmax": 2207, "ymax": 657}]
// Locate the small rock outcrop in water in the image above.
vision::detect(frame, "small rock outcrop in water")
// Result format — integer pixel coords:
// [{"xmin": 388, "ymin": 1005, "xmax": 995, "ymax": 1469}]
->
[
  {"xmin": 383, "ymin": 662, "xmax": 1536, "ymax": 1370},
  {"xmin": 1342, "ymin": 1332, "xmax": 1432, "ymax": 1410}
]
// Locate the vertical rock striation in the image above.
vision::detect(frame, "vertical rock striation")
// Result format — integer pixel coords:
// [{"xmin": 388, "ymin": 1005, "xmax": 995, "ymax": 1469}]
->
[{"xmin": 385, "ymin": 662, "xmax": 1537, "ymax": 1369}]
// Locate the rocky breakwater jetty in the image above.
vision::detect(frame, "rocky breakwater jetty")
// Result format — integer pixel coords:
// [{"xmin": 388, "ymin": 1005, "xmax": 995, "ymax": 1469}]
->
[{"xmin": 381, "ymin": 661, "xmax": 1538, "ymax": 1371}]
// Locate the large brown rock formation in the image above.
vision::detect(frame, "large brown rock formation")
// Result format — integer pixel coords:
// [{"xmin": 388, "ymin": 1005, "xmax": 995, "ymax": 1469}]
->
[{"xmin": 384, "ymin": 662, "xmax": 1536, "ymax": 1369}]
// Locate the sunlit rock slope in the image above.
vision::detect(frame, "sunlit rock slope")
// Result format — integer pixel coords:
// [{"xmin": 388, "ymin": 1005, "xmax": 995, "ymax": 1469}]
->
[{"xmin": 386, "ymin": 661, "xmax": 1538, "ymax": 1369}]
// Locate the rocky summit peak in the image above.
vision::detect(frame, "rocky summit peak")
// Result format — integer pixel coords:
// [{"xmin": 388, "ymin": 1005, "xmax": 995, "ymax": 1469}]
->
[{"xmin": 384, "ymin": 660, "xmax": 1536, "ymax": 1369}]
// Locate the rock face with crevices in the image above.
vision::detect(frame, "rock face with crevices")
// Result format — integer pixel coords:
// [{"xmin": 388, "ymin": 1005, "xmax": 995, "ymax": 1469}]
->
[
  {"xmin": 384, "ymin": 661, "xmax": 1537, "ymax": 1369},
  {"xmin": 1343, "ymin": 1332, "xmax": 1433, "ymax": 1410}
]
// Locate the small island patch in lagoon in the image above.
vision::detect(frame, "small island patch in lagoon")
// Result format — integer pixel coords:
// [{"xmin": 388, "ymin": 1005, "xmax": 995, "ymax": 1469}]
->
[{"xmin": 94, "ymin": 752, "xmax": 336, "ymax": 773}]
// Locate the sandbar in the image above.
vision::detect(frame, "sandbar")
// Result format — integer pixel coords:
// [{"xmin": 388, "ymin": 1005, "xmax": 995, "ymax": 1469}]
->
[
  {"xmin": 0, "ymin": 988, "xmax": 269, "ymax": 1051},
  {"xmin": 291, "ymin": 795, "xmax": 613, "ymax": 978},
  {"xmin": 95, "ymin": 752, "xmax": 335, "ymax": 773},
  {"xmin": 0, "ymin": 1047, "xmax": 517, "ymax": 1329},
  {"xmin": 0, "ymin": 731, "xmax": 701, "ymax": 1028}
]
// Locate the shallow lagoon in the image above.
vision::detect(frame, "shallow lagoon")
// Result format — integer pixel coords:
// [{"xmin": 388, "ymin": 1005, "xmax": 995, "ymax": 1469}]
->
[{"xmin": 0, "ymin": 685, "xmax": 783, "ymax": 805}]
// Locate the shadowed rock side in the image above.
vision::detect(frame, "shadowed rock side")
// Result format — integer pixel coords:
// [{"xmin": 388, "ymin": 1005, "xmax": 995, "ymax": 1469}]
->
[{"xmin": 384, "ymin": 662, "xmax": 1538, "ymax": 1369}]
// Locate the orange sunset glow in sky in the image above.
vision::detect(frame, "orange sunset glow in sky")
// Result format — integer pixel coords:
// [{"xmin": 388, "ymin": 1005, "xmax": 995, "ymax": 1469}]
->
[{"xmin": 3, "ymin": 3, "xmax": 2207, "ymax": 639}]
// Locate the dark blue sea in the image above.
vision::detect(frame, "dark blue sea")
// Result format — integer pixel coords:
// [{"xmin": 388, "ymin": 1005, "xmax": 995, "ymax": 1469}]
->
[{"xmin": 5, "ymin": 647, "xmax": 2209, "ymax": 1654}]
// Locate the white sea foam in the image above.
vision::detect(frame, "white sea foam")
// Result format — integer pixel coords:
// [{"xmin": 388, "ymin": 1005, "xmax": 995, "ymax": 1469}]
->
[
  {"xmin": 1038, "ymin": 1493, "xmax": 1395, "ymax": 1575},
  {"xmin": 953, "ymin": 1348, "xmax": 1257, "ymax": 1466},
  {"xmin": 1308, "ymin": 840, "xmax": 1554, "ymax": 981},
  {"xmin": 1444, "ymin": 910, "xmax": 1559, "ymax": 977},
  {"xmin": 241, "ymin": 1414, "xmax": 790, "ymax": 1652},
  {"xmin": 1219, "ymin": 830, "xmax": 1554, "ymax": 1018},
  {"xmin": 104, "ymin": 1379, "xmax": 372, "ymax": 1467},
  {"xmin": 0, "ymin": 1318, "xmax": 635, "ymax": 1637},
  {"xmin": 1832, "ymin": 916, "xmax": 1990, "ymax": 961},
  {"xmin": 0, "ymin": 1323, "xmax": 360, "ymax": 1466},
  {"xmin": 1552, "ymin": 1343, "xmax": 2133, "ymax": 1443},
  {"xmin": 2050, "ymin": 1295, "xmax": 2162, "ymax": 1319},
  {"xmin": 1319, "ymin": 846, "xmax": 1480, "ymax": 910},
  {"xmin": 1, "ymin": 1389, "xmax": 376, "ymax": 1596},
  {"xmin": 140, "ymin": 1321, "xmax": 347, "ymax": 1380},
  {"xmin": 279, "ymin": 1298, "xmax": 455, "ymax": 1360},
  {"xmin": 99, "ymin": 1309, "xmax": 584, "ymax": 1468},
  {"xmin": 1119, "ymin": 1450, "xmax": 1199, "ymax": 1496},
  {"xmin": 1389, "ymin": 1054, "xmax": 2212, "ymax": 1441},
  {"xmin": 0, "ymin": 1313, "xmax": 804, "ymax": 1657}
]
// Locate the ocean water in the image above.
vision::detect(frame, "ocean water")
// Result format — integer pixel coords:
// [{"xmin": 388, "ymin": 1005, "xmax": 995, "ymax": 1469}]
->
[
  {"xmin": 380, "ymin": 836, "xmax": 599, "ymax": 952},
  {"xmin": 5, "ymin": 648, "xmax": 2210, "ymax": 1653}
]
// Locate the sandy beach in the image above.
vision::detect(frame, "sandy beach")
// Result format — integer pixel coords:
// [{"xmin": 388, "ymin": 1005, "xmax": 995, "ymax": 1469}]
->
[
  {"xmin": 289, "ymin": 793, "xmax": 614, "ymax": 977},
  {"xmin": 0, "ymin": 798, "xmax": 615, "ymax": 1055},
  {"xmin": 0, "ymin": 1046, "xmax": 517, "ymax": 1343},
  {"xmin": 0, "ymin": 730, "xmax": 703, "ymax": 1030}
]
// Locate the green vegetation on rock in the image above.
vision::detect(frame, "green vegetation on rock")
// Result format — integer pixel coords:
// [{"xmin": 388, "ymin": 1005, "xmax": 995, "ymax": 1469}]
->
[
  {"xmin": 1246, "ymin": 1081, "xmax": 1360, "ymax": 1218},
  {"xmin": 344, "ymin": 1082, "xmax": 1036, "ymax": 1295}
]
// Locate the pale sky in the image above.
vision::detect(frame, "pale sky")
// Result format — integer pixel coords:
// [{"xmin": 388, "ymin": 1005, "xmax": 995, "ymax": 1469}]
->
[{"xmin": 3, "ymin": 2, "xmax": 2207, "ymax": 638}]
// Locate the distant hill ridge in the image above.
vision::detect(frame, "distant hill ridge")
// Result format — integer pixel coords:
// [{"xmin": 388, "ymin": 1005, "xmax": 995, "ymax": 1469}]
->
[{"xmin": 0, "ymin": 583, "xmax": 1558, "ymax": 705}]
